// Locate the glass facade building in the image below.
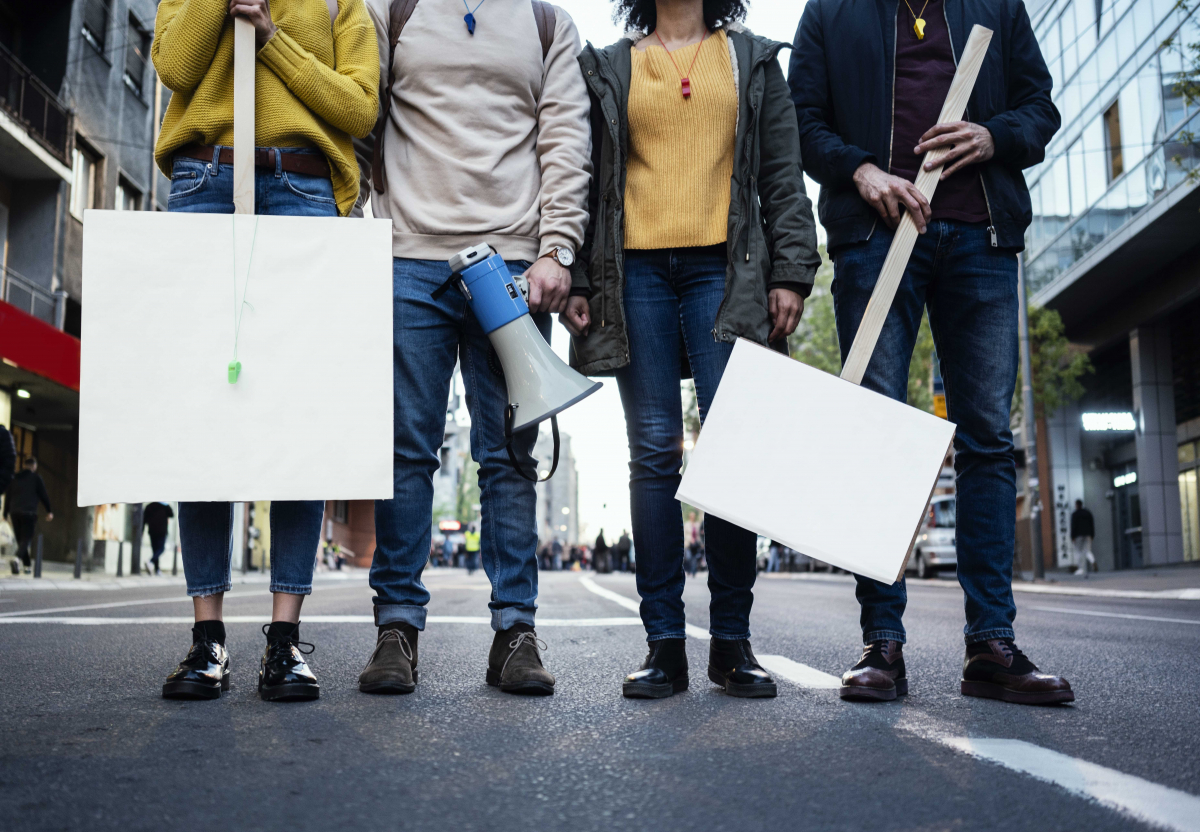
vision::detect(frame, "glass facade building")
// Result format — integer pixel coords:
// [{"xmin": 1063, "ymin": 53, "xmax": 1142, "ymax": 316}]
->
[
  {"xmin": 1024, "ymin": 0, "xmax": 1198, "ymax": 293},
  {"xmin": 1023, "ymin": 0, "xmax": 1200, "ymax": 572}
]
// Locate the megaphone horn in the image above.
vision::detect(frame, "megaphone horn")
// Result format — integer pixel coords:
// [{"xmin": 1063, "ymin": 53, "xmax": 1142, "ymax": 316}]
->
[{"xmin": 441, "ymin": 244, "xmax": 603, "ymax": 481}]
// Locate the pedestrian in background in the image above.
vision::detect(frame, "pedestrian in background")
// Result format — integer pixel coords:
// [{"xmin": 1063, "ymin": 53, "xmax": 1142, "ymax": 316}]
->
[
  {"xmin": 141, "ymin": 501, "xmax": 175, "ymax": 576},
  {"xmin": 1070, "ymin": 499, "xmax": 1095, "ymax": 575},
  {"xmin": 0, "ymin": 424, "xmax": 15, "ymax": 564},
  {"xmin": 152, "ymin": 0, "xmax": 379, "ymax": 702},
  {"xmin": 5, "ymin": 457, "xmax": 53, "ymax": 575},
  {"xmin": 683, "ymin": 510, "xmax": 701, "ymax": 577},
  {"xmin": 465, "ymin": 524, "xmax": 481, "ymax": 576},
  {"xmin": 791, "ymin": 0, "xmax": 1073, "ymax": 705},
  {"xmin": 566, "ymin": 0, "xmax": 819, "ymax": 700},
  {"xmin": 594, "ymin": 530, "xmax": 610, "ymax": 573}
]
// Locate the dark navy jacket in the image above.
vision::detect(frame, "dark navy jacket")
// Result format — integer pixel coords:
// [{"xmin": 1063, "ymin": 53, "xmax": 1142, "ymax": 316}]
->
[{"xmin": 788, "ymin": 0, "xmax": 1059, "ymax": 251}]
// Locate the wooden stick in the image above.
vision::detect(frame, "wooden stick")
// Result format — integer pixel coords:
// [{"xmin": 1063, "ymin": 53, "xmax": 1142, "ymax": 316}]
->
[
  {"xmin": 233, "ymin": 17, "xmax": 255, "ymax": 215},
  {"xmin": 839, "ymin": 25, "xmax": 993, "ymax": 386}
]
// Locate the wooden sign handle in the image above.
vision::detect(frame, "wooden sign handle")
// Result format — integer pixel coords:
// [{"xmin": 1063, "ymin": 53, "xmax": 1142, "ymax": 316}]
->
[
  {"xmin": 839, "ymin": 25, "xmax": 993, "ymax": 386},
  {"xmin": 233, "ymin": 17, "xmax": 256, "ymax": 215}
]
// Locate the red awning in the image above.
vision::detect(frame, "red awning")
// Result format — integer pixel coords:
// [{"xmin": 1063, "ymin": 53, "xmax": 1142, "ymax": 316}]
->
[{"xmin": 0, "ymin": 300, "xmax": 80, "ymax": 391}]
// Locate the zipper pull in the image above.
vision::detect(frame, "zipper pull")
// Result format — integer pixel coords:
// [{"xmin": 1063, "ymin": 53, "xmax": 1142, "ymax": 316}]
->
[{"xmin": 988, "ymin": 226, "xmax": 998, "ymax": 247}]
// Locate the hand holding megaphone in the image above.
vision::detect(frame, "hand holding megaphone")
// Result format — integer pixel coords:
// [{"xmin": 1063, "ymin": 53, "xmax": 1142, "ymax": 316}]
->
[{"xmin": 437, "ymin": 244, "xmax": 603, "ymax": 481}]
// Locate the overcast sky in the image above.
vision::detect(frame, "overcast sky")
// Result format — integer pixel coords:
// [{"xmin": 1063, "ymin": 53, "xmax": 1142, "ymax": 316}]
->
[{"xmin": 542, "ymin": 0, "xmax": 820, "ymax": 543}]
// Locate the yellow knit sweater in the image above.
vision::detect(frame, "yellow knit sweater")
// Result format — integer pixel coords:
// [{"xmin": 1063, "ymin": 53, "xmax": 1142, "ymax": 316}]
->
[
  {"xmin": 625, "ymin": 29, "xmax": 736, "ymax": 250},
  {"xmin": 152, "ymin": 0, "xmax": 379, "ymax": 216}
]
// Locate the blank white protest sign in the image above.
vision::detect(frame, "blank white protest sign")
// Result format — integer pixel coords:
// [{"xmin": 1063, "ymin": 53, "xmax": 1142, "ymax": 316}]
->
[
  {"xmin": 78, "ymin": 210, "xmax": 394, "ymax": 505},
  {"xmin": 677, "ymin": 340, "xmax": 955, "ymax": 584}
]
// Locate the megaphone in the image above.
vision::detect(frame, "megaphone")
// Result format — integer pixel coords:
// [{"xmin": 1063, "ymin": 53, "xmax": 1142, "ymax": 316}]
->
[{"xmin": 442, "ymin": 243, "xmax": 602, "ymax": 480}]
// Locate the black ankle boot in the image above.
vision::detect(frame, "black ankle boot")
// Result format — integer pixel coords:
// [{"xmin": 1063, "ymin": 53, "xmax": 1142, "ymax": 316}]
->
[
  {"xmin": 258, "ymin": 622, "xmax": 320, "ymax": 702},
  {"xmin": 163, "ymin": 621, "xmax": 230, "ymax": 700},
  {"xmin": 623, "ymin": 638, "xmax": 688, "ymax": 699},
  {"xmin": 708, "ymin": 638, "xmax": 777, "ymax": 698}
]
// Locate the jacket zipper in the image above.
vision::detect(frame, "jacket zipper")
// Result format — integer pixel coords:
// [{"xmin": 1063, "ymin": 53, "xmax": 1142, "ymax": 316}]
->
[
  {"xmin": 868, "ymin": 5, "xmax": 901, "ymax": 244},
  {"xmin": 942, "ymin": 3, "xmax": 998, "ymax": 247}
]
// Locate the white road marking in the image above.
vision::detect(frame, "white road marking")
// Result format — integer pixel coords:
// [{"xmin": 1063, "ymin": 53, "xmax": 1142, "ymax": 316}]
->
[
  {"xmin": 939, "ymin": 737, "xmax": 1200, "ymax": 832},
  {"xmin": 762, "ymin": 572, "xmax": 1200, "ymax": 601},
  {"xmin": 0, "ymin": 615, "xmax": 646, "ymax": 626},
  {"xmin": 578, "ymin": 576, "xmax": 708, "ymax": 639},
  {"xmin": 756, "ymin": 655, "xmax": 841, "ymax": 688},
  {"xmin": 1028, "ymin": 606, "xmax": 1200, "ymax": 626}
]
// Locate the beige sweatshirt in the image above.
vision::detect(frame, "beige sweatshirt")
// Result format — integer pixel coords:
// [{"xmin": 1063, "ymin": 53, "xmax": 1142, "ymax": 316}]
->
[{"xmin": 364, "ymin": 0, "xmax": 591, "ymax": 262}]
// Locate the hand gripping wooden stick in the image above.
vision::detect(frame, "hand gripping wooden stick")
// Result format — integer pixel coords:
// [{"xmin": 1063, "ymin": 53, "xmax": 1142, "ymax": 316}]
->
[
  {"xmin": 233, "ymin": 17, "xmax": 256, "ymax": 215},
  {"xmin": 839, "ymin": 25, "xmax": 993, "ymax": 386}
]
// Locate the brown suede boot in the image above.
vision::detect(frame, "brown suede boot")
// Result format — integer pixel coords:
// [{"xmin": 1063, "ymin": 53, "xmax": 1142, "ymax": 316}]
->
[
  {"xmin": 358, "ymin": 623, "xmax": 419, "ymax": 694},
  {"xmin": 486, "ymin": 623, "xmax": 555, "ymax": 696}
]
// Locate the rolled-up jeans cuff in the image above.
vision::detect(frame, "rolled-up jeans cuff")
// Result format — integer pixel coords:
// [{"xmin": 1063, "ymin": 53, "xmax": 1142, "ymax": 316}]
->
[
  {"xmin": 964, "ymin": 628, "xmax": 1015, "ymax": 645},
  {"xmin": 187, "ymin": 582, "xmax": 232, "ymax": 598},
  {"xmin": 863, "ymin": 629, "xmax": 907, "ymax": 645},
  {"xmin": 270, "ymin": 583, "xmax": 312, "ymax": 596},
  {"xmin": 710, "ymin": 630, "xmax": 752, "ymax": 641},
  {"xmin": 375, "ymin": 604, "xmax": 427, "ymax": 630},
  {"xmin": 491, "ymin": 607, "xmax": 536, "ymax": 632},
  {"xmin": 647, "ymin": 632, "xmax": 688, "ymax": 642}
]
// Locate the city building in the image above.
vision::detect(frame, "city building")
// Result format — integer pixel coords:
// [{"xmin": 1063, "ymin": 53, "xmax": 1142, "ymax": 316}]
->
[
  {"xmin": 533, "ymin": 429, "xmax": 578, "ymax": 547},
  {"xmin": 1023, "ymin": 0, "xmax": 1199, "ymax": 570},
  {"xmin": 1, "ymin": 0, "xmax": 164, "ymax": 566}
]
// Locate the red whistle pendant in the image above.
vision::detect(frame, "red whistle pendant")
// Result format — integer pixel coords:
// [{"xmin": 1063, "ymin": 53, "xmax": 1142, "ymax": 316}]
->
[{"xmin": 681, "ymin": 77, "xmax": 691, "ymax": 97}]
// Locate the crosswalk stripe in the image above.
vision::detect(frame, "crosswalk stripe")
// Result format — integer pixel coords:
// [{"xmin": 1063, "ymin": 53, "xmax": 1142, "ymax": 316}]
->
[
  {"xmin": 1028, "ymin": 606, "xmax": 1200, "ymax": 625},
  {"xmin": 578, "ymin": 576, "xmax": 709, "ymax": 638},
  {"xmin": 756, "ymin": 655, "xmax": 841, "ymax": 688},
  {"xmin": 0, "ymin": 615, "xmax": 647, "ymax": 626},
  {"xmin": 939, "ymin": 737, "xmax": 1200, "ymax": 832}
]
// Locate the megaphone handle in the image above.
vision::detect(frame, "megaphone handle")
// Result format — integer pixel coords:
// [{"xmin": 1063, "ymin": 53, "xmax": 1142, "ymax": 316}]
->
[{"xmin": 503, "ymin": 407, "xmax": 560, "ymax": 482}]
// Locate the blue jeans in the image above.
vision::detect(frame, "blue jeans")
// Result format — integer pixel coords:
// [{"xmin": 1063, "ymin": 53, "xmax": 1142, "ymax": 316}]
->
[
  {"xmin": 168, "ymin": 146, "xmax": 331, "ymax": 597},
  {"xmin": 831, "ymin": 221, "xmax": 1019, "ymax": 645},
  {"xmin": 370, "ymin": 258, "xmax": 547, "ymax": 632},
  {"xmin": 618, "ymin": 246, "xmax": 759, "ymax": 642}
]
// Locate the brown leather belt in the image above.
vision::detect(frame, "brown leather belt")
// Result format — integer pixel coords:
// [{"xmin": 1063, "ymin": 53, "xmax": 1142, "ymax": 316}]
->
[{"xmin": 174, "ymin": 145, "xmax": 330, "ymax": 178}]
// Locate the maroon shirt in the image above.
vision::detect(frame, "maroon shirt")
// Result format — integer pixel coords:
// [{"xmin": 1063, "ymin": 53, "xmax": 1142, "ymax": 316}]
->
[{"xmin": 889, "ymin": 0, "xmax": 990, "ymax": 223}]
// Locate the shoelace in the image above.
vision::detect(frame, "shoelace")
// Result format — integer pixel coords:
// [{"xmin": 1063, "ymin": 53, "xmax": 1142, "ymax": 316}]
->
[
  {"xmin": 500, "ymin": 631, "xmax": 548, "ymax": 678},
  {"xmin": 261, "ymin": 623, "xmax": 315, "ymax": 655},
  {"xmin": 363, "ymin": 628, "xmax": 413, "ymax": 673}
]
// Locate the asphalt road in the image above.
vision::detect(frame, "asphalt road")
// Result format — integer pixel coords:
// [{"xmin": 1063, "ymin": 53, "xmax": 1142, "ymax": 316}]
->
[{"xmin": 1, "ymin": 568, "xmax": 1198, "ymax": 832}]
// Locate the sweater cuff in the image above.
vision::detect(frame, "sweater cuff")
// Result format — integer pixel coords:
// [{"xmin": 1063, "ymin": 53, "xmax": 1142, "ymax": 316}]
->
[
  {"xmin": 257, "ymin": 29, "xmax": 310, "ymax": 87},
  {"xmin": 836, "ymin": 147, "xmax": 876, "ymax": 187},
  {"xmin": 980, "ymin": 117, "xmax": 1016, "ymax": 162},
  {"xmin": 538, "ymin": 233, "xmax": 578, "ymax": 261},
  {"xmin": 767, "ymin": 263, "xmax": 817, "ymax": 298}
]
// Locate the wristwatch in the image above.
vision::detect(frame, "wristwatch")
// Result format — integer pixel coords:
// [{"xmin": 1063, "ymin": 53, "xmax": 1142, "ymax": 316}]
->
[{"xmin": 543, "ymin": 246, "xmax": 574, "ymax": 268}]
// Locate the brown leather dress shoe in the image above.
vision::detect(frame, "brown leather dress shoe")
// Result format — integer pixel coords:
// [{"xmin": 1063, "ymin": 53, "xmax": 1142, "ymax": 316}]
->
[
  {"xmin": 839, "ymin": 640, "xmax": 907, "ymax": 701},
  {"xmin": 961, "ymin": 639, "xmax": 1074, "ymax": 705}
]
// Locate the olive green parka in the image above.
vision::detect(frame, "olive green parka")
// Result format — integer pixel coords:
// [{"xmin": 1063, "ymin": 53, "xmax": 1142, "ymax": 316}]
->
[{"xmin": 569, "ymin": 25, "xmax": 820, "ymax": 377}]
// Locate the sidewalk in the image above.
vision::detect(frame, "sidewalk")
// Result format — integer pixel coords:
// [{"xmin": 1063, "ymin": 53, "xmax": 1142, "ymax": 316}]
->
[
  {"xmin": 0, "ymin": 560, "xmax": 372, "ymax": 592},
  {"xmin": 762, "ymin": 562, "xmax": 1200, "ymax": 600}
]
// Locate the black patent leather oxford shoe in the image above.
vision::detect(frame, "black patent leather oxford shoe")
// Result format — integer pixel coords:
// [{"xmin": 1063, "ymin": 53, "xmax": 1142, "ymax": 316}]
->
[
  {"xmin": 163, "ymin": 632, "xmax": 230, "ymax": 700},
  {"xmin": 258, "ymin": 623, "xmax": 320, "ymax": 702},
  {"xmin": 623, "ymin": 638, "xmax": 688, "ymax": 699},
  {"xmin": 708, "ymin": 638, "xmax": 777, "ymax": 698}
]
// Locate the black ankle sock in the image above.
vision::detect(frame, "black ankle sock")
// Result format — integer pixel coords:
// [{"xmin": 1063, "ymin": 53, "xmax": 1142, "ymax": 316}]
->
[
  {"xmin": 194, "ymin": 620, "xmax": 226, "ymax": 645},
  {"xmin": 266, "ymin": 620, "xmax": 299, "ymax": 643}
]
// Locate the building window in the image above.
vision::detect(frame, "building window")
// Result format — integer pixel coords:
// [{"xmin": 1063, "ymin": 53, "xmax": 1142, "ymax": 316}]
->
[
  {"xmin": 331, "ymin": 501, "xmax": 349, "ymax": 524},
  {"xmin": 115, "ymin": 178, "xmax": 141, "ymax": 211},
  {"xmin": 81, "ymin": 0, "xmax": 110, "ymax": 53},
  {"xmin": 70, "ymin": 145, "xmax": 99, "ymax": 219},
  {"xmin": 1103, "ymin": 100, "xmax": 1123, "ymax": 180},
  {"xmin": 124, "ymin": 14, "xmax": 150, "ymax": 98}
]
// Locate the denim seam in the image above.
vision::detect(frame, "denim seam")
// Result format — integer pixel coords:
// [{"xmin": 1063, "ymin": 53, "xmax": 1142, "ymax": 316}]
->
[
  {"xmin": 863, "ymin": 629, "xmax": 907, "ymax": 644},
  {"xmin": 647, "ymin": 632, "xmax": 688, "ymax": 642},
  {"xmin": 710, "ymin": 630, "xmax": 752, "ymax": 641},
  {"xmin": 222, "ymin": 502, "xmax": 234, "ymax": 593},
  {"xmin": 964, "ymin": 628, "xmax": 1015, "ymax": 644},
  {"xmin": 268, "ymin": 502, "xmax": 276, "ymax": 589},
  {"xmin": 187, "ymin": 582, "xmax": 233, "ymax": 598},
  {"xmin": 270, "ymin": 582, "xmax": 312, "ymax": 595}
]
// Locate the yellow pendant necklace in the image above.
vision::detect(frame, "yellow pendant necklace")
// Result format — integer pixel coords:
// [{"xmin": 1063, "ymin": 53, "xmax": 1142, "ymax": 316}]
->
[{"xmin": 903, "ymin": 0, "xmax": 931, "ymax": 39}]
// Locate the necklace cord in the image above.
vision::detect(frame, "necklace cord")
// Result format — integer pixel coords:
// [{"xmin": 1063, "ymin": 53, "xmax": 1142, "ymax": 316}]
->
[
  {"xmin": 231, "ymin": 214, "xmax": 260, "ymax": 367},
  {"xmin": 654, "ymin": 29, "xmax": 709, "ymax": 83}
]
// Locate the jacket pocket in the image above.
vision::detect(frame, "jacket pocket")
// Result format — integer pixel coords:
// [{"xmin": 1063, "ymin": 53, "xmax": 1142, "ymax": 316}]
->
[{"xmin": 167, "ymin": 159, "xmax": 209, "ymax": 200}]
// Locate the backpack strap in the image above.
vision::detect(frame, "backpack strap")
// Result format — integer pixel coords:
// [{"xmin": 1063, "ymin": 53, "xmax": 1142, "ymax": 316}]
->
[
  {"xmin": 371, "ymin": 0, "xmax": 420, "ymax": 194},
  {"xmin": 532, "ymin": 1, "xmax": 556, "ymax": 61}
]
